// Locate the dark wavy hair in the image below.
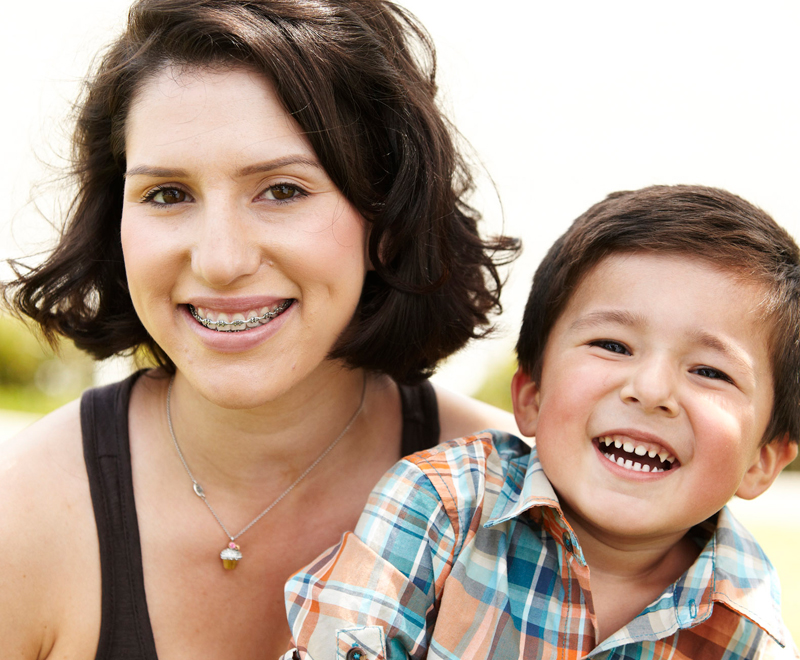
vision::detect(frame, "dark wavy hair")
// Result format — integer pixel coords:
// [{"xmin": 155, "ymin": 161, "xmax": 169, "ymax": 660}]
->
[
  {"xmin": 4, "ymin": 0, "xmax": 519, "ymax": 384},
  {"xmin": 517, "ymin": 184, "xmax": 800, "ymax": 444}
]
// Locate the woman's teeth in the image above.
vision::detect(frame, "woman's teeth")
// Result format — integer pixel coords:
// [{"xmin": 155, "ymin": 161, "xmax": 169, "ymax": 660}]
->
[
  {"xmin": 188, "ymin": 300, "xmax": 292, "ymax": 332},
  {"xmin": 597, "ymin": 435, "xmax": 676, "ymax": 473}
]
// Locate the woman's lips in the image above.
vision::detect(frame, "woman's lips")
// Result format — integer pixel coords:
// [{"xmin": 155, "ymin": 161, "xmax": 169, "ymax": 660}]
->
[
  {"xmin": 180, "ymin": 299, "xmax": 295, "ymax": 353},
  {"xmin": 188, "ymin": 300, "xmax": 294, "ymax": 332}
]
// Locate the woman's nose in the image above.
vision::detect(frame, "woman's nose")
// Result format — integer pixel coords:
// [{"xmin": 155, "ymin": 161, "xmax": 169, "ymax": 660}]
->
[
  {"xmin": 619, "ymin": 355, "xmax": 680, "ymax": 417},
  {"xmin": 190, "ymin": 203, "xmax": 262, "ymax": 287}
]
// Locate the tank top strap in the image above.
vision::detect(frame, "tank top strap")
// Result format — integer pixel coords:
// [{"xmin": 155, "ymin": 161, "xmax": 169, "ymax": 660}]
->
[
  {"xmin": 397, "ymin": 379, "xmax": 440, "ymax": 456},
  {"xmin": 81, "ymin": 370, "xmax": 159, "ymax": 659}
]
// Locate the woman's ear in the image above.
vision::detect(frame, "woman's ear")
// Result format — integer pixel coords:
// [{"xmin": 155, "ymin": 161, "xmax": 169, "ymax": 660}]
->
[
  {"xmin": 735, "ymin": 436, "xmax": 798, "ymax": 500},
  {"xmin": 511, "ymin": 368, "xmax": 541, "ymax": 439}
]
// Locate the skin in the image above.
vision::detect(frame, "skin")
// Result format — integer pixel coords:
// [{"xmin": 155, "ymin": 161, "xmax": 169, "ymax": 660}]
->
[
  {"xmin": 0, "ymin": 66, "xmax": 516, "ymax": 659},
  {"xmin": 512, "ymin": 252, "xmax": 797, "ymax": 642}
]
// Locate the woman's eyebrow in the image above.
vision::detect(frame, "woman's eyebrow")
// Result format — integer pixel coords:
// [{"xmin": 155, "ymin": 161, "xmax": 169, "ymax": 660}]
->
[
  {"xmin": 124, "ymin": 165, "xmax": 189, "ymax": 178},
  {"xmin": 125, "ymin": 156, "xmax": 322, "ymax": 179},
  {"xmin": 237, "ymin": 156, "xmax": 322, "ymax": 176}
]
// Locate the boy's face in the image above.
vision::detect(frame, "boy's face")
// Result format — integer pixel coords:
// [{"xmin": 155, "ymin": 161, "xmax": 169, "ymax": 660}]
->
[{"xmin": 513, "ymin": 252, "xmax": 793, "ymax": 544}]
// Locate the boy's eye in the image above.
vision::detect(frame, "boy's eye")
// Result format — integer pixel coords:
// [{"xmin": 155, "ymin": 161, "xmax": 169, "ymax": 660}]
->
[
  {"xmin": 589, "ymin": 340, "xmax": 630, "ymax": 355},
  {"xmin": 693, "ymin": 366, "xmax": 734, "ymax": 384}
]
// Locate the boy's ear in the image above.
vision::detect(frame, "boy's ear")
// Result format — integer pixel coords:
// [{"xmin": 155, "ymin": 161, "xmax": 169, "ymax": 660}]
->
[
  {"xmin": 735, "ymin": 435, "xmax": 798, "ymax": 500},
  {"xmin": 511, "ymin": 368, "xmax": 540, "ymax": 438}
]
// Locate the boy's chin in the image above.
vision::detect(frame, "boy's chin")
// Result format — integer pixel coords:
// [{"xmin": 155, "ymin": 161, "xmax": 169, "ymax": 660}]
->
[{"xmin": 557, "ymin": 492, "xmax": 717, "ymax": 549}]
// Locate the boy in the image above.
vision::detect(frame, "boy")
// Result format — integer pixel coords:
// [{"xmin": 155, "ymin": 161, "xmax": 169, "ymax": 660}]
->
[{"xmin": 284, "ymin": 185, "xmax": 799, "ymax": 659}]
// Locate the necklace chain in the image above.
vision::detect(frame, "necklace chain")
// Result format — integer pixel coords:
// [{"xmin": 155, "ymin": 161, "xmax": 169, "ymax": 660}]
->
[{"xmin": 166, "ymin": 376, "xmax": 366, "ymax": 543}]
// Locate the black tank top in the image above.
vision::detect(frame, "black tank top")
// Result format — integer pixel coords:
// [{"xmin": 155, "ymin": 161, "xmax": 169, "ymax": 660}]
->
[{"xmin": 81, "ymin": 371, "xmax": 440, "ymax": 659}]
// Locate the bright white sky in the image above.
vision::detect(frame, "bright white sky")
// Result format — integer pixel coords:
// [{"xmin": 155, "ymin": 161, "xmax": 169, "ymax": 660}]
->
[{"xmin": 2, "ymin": 1, "xmax": 799, "ymax": 393}]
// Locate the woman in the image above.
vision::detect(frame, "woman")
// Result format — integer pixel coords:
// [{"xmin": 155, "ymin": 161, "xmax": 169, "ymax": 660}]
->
[{"xmin": 0, "ymin": 1, "xmax": 518, "ymax": 658}]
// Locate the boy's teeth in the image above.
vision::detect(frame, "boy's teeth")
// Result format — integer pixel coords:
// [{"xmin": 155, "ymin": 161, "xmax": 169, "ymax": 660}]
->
[
  {"xmin": 599, "ymin": 435, "xmax": 677, "ymax": 473},
  {"xmin": 603, "ymin": 454, "xmax": 650, "ymax": 473},
  {"xmin": 658, "ymin": 451, "xmax": 675, "ymax": 464}
]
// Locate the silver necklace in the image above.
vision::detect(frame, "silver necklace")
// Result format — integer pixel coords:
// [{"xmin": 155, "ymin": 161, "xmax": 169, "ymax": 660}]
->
[{"xmin": 166, "ymin": 375, "xmax": 366, "ymax": 570}]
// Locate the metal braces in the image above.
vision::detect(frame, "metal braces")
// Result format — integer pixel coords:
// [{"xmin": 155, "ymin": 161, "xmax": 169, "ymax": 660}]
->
[{"xmin": 188, "ymin": 299, "xmax": 292, "ymax": 331}]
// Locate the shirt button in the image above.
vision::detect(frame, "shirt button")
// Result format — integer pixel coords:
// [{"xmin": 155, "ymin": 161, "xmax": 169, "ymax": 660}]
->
[
  {"xmin": 346, "ymin": 647, "xmax": 367, "ymax": 660},
  {"xmin": 562, "ymin": 532, "xmax": 573, "ymax": 553}
]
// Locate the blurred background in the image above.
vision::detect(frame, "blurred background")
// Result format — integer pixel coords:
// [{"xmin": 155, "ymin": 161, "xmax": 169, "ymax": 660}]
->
[{"xmin": 1, "ymin": 0, "xmax": 798, "ymax": 637}]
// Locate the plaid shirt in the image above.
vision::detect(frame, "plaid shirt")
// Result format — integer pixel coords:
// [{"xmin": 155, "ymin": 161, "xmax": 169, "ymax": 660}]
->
[{"xmin": 284, "ymin": 431, "xmax": 798, "ymax": 659}]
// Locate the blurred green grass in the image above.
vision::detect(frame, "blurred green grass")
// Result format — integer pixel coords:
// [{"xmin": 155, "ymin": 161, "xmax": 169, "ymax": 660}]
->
[{"xmin": 0, "ymin": 314, "xmax": 94, "ymax": 412}]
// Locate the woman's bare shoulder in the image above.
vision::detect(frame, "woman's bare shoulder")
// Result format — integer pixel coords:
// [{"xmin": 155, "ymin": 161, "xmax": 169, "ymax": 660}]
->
[
  {"xmin": 0, "ymin": 399, "xmax": 101, "ymax": 658},
  {"xmin": 432, "ymin": 383, "xmax": 521, "ymax": 443}
]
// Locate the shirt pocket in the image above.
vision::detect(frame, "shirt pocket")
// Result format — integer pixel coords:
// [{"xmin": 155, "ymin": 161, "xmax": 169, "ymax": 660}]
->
[{"xmin": 336, "ymin": 626, "xmax": 387, "ymax": 660}]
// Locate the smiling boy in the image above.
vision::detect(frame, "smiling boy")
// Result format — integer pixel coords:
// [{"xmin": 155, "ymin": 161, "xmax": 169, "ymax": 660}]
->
[{"xmin": 285, "ymin": 185, "xmax": 799, "ymax": 659}]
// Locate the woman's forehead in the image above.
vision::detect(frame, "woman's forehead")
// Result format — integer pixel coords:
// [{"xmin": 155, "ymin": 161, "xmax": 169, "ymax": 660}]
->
[{"xmin": 125, "ymin": 65, "xmax": 315, "ymax": 166}]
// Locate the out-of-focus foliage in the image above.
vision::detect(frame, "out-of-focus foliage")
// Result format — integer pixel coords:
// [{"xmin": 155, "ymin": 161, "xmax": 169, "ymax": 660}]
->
[
  {"xmin": 0, "ymin": 314, "xmax": 94, "ymax": 412},
  {"xmin": 473, "ymin": 355, "xmax": 515, "ymax": 413}
]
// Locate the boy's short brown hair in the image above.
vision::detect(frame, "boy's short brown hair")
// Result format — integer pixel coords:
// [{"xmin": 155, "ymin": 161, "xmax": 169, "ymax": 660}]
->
[{"xmin": 517, "ymin": 184, "xmax": 800, "ymax": 444}]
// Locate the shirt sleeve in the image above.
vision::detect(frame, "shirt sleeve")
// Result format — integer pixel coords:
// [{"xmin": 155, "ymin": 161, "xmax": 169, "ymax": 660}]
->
[{"xmin": 284, "ymin": 458, "xmax": 460, "ymax": 660}]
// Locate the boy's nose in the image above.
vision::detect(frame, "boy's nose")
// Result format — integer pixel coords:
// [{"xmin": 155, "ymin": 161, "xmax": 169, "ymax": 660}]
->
[{"xmin": 619, "ymin": 356, "xmax": 680, "ymax": 417}]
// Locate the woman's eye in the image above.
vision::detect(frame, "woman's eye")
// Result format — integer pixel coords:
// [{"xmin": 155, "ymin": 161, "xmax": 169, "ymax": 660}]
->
[
  {"xmin": 693, "ymin": 366, "xmax": 734, "ymax": 383},
  {"xmin": 262, "ymin": 183, "xmax": 306, "ymax": 202},
  {"xmin": 143, "ymin": 187, "xmax": 190, "ymax": 205},
  {"xmin": 590, "ymin": 340, "xmax": 630, "ymax": 355}
]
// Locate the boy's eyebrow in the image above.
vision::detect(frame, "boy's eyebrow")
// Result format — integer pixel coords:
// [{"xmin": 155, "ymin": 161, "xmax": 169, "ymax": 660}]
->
[
  {"xmin": 688, "ymin": 330, "xmax": 755, "ymax": 376},
  {"xmin": 124, "ymin": 156, "xmax": 322, "ymax": 179},
  {"xmin": 570, "ymin": 310, "xmax": 644, "ymax": 331}
]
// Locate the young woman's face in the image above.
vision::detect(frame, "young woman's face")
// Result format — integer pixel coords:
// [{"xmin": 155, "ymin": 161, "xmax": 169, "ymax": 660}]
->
[{"xmin": 121, "ymin": 66, "xmax": 369, "ymax": 408}]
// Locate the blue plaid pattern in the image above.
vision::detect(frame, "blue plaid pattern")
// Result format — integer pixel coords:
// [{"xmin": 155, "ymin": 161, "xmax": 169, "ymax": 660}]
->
[{"xmin": 285, "ymin": 431, "xmax": 798, "ymax": 659}]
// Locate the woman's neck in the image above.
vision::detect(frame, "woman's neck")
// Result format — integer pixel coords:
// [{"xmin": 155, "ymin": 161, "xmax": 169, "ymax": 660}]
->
[{"xmin": 154, "ymin": 365, "xmax": 370, "ymax": 493}]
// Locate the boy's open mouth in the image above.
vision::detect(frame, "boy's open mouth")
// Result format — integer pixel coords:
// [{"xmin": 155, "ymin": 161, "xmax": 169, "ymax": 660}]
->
[
  {"xmin": 187, "ymin": 300, "xmax": 294, "ymax": 332},
  {"xmin": 594, "ymin": 435, "xmax": 679, "ymax": 473}
]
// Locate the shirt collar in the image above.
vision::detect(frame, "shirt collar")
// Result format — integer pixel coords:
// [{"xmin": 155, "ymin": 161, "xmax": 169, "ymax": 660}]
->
[
  {"xmin": 702, "ymin": 506, "xmax": 789, "ymax": 646},
  {"xmin": 484, "ymin": 445, "xmax": 557, "ymax": 527},
  {"xmin": 484, "ymin": 444, "xmax": 789, "ymax": 648}
]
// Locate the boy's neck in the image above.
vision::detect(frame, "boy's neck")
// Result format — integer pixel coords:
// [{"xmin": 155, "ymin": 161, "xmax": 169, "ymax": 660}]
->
[{"xmin": 561, "ymin": 506, "xmax": 702, "ymax": 645}]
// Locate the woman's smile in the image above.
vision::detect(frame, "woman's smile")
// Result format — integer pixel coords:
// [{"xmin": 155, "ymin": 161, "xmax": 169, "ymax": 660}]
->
[{"xmin": 188, "ymin": 300, "xmax": 294, "ymax": 332}]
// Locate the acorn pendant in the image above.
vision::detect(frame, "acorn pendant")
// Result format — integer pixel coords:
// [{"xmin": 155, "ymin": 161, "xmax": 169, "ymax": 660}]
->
[{"xmin": 220, "ymin": 542, "xmax": 242, "ymax": 570}]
